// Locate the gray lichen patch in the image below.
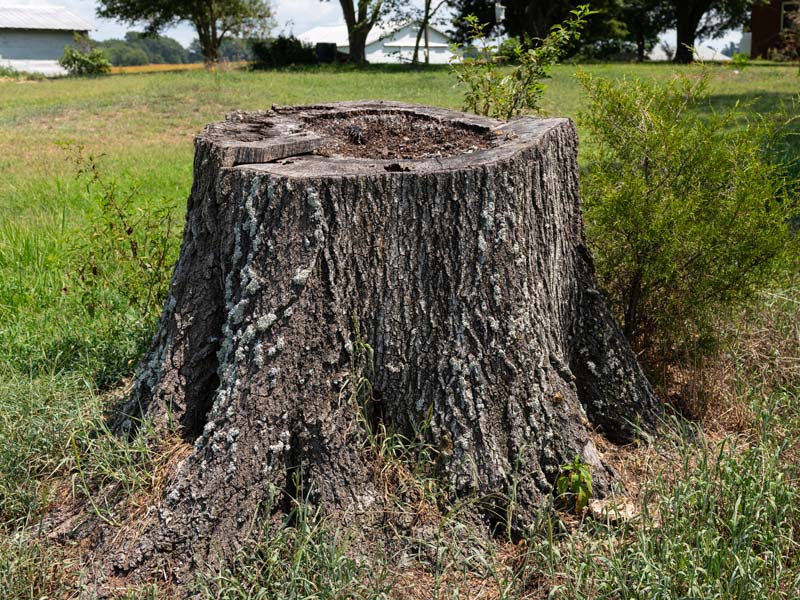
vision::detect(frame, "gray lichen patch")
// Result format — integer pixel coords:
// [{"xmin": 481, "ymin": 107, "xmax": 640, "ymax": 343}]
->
[
  {"xmin": 292, "ymin": 268, "xmax": 312, "ymax": 287},
  {"xmin": 256, "ymin": 312, "xmax": 278, "ymax": 332}
]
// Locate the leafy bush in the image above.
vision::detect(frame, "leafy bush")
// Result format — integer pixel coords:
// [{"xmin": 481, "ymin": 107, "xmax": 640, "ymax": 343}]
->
[
  {"xmin": 729, "ymin": 51, "xmax": 750, "ymax": 69},
  {"xmin": 573, "ymin": 38, "xmax": 639, "ymax": 61},
  {"xmin": 251, "ymin": 36, "xmax": 317, "ymax": 68},
  {"xmin": 60, "ymin": 142, "xmax": 177, "ymax": 320},
  {"xmin": 496, "ymin": 36, "xmax": 523, "ymax": 63},
  {"xmin": 578, "ymin": 70, "xmax": 799, "ymax": 366},
  {"xmin": 59, "ymin": 34, "xmax": 111, "ymax": 76},
  {"xmin": 450, "ymin": 6, "xmax": 593, "ymax": 119}
]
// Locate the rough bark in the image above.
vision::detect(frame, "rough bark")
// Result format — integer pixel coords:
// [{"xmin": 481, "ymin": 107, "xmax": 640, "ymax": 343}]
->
[{"xmin": 99, "ymin": 101, "xmax": 660, "ymax": 588}]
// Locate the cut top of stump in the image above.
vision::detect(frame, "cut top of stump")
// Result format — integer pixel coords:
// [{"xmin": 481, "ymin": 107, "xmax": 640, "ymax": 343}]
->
[{"xmin": 198, "ymin": 101, "xmax": 571, "ymax": 175}]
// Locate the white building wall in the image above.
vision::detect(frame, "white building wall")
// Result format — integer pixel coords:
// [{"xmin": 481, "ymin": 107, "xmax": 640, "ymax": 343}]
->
[
  {"xmin": 367, "ymin": 25, "xmax": 452, "ymax": 64},
  {"xmin": 0, "ymin": 29, "xmax": 77, "ymax": 60},
  {"xmin": 366, "ymin": 43, "xmax": 451, "ymax": 64}
]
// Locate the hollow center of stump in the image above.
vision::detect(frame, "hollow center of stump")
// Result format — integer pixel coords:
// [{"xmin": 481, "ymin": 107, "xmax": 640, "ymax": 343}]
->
[{"xmin": 306, "ymin": 111, "xmax": 494, "ymax": 160}]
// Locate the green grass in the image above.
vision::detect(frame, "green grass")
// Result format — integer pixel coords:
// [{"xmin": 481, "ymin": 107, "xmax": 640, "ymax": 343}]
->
[
  {"xmin": 0, "ymin": 62, "xmax": 798, "ymax": 598},
  {"xmin": 0, "ymin": 66, "xmax": 45, "ymax": 81},
  {"xmin": 545, "ymin": 394, "xmax": 800, "ymax": 599}
]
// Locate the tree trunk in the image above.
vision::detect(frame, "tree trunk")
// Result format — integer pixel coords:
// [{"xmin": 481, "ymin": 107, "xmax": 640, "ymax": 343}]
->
[
  {"xmin": 636, "ymin": 30, "xmax": 646, "ymax": 62},
  {"xmin": 412, "ymin": 1, "xmax": 429, "ymax": 64},
  {"xmin": 674, "ymin": 1, "xmax": 701, "ymax": 63},
  {"xmin": 348, "ymin": 27, "xmax": 369, "ymax": 63},
  {"xmin": 424, "ymin": 23, "xmax": 430, "ymax": 63},
  {"xmin": 96, "ymin": 102, "xmax": 660, "ymax": 589}
]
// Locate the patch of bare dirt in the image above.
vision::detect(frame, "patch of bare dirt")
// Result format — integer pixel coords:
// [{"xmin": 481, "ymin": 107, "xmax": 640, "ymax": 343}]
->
[{"xmin": 307, "ymin": 112, "xmax": 496, "ymax": 160}]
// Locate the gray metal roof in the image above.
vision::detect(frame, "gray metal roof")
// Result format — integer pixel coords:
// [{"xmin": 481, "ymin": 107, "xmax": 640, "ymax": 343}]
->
[{"xmin": 0, "ymin": 5, "xmax": 92, "ymax": 31}]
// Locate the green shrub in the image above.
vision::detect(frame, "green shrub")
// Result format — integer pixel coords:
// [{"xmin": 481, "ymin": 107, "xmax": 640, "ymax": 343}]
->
[
  {"xmin": 449, "ymin": 6, "xmax": 593, "ymax": 119},
  {"xmin": 59, "ymin": 34, "xmax": 111, "ymax": 76},
  {"xmin": 555, "ymin": 456, "xmax": 593, "ymax": 512},
  {"xmin": 729, "ymin": 51, "xmax": 750, "ymax": 69},
  {"xmin": 496, "ymin": 36, "xmax": 523, "ymax": 63},
  {"xmin": 578, "ymin": 70, "xmax": 799, "ymax": 366},
  {"xmin": 60, "ymin": 142, "xmax": 177, "ymax": 320},
  {"xmin": 251, "ymin": 36, "xmax": 317, "ymax": 68}
]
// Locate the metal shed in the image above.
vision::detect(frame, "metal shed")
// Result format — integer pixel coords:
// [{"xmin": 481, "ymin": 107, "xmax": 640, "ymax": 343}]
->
[{"xmin": 0, "ymin": 4, "xmax": 93, "ymax": 75}]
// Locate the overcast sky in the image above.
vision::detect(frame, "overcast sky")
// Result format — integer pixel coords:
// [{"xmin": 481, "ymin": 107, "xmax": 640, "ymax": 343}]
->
[{"xmin": 1, "ymin": 0, "xmax": 739, "ymax": 51}]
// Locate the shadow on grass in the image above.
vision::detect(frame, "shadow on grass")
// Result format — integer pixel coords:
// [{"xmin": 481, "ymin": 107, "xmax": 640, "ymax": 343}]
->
[
  {"xmin": 705, "ymin": 91, "xmax": 798, "ymax": 115},
  {"xmin": 702, "ymin": 92, "xmax": 800, "ymax": 178},
  {"xmin": 248, "ymin": 62, "xmax": 453, "ymax": 75}
]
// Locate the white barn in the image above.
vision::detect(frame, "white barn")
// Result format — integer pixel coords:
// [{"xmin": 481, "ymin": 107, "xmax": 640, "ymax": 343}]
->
[
  {"xmin": 298, "ymin": 22, "xmax": 453, "ymax": 64},
  {"xmin": 0, "ymin": 5, "xmax": 93, "ymax": 75}
]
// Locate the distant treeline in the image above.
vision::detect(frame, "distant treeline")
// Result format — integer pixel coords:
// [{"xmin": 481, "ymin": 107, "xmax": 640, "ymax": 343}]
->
[{"xmin": 96, "ymin": 33, "xmax": 253, "ymax": 66}]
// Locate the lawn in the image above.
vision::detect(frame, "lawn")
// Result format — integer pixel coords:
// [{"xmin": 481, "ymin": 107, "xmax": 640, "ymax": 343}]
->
[{"xmin": 1, "ymin": 62, "xmax": 798, "ymax": 598}]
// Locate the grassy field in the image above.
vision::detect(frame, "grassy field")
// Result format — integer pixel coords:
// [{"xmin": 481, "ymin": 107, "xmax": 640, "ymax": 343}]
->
[{"xmin": 1, "ymin": 62, "xmax": 798, "ymax": 598}]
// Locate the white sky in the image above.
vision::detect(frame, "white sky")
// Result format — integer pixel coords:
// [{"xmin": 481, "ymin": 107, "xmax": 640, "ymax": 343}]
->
[{"xmin": 0, "ymin": 0, "xmax": 741, "ymax": 51}]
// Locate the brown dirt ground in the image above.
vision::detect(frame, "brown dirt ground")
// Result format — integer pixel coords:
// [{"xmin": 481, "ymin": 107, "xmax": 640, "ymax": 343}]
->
[{"xmin": 307, "ymin": 112, "xmax": 497, "ymax": 160}]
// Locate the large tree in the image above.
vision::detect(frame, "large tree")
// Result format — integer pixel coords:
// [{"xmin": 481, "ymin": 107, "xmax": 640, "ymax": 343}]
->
[
  {"xmin": 97, "ymin": 0, "xmax": 273, "ymax": 63},
  {"xmin": 450, "ymin": 0, "xmax": 628, "ymax": 50},
  {"xmin": 622, "ymin": 0, "xmax": 673, "ymax": 61},
  {"xmin": 325, "ymin": 0, "xmax": 386, "ymax": 63},
  {"xmin": 450, "ymin": 0, "xmax": 759, "ymax": 63},
  {"xmin": 669, "ymin": 0, "xmax": 757, "ymax": 62}
]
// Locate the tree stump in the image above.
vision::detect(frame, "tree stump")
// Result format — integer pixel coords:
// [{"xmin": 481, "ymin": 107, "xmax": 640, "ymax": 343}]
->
[{"xmin": 104, "ymin": 101, "xmax": 660, "ymax": 585}]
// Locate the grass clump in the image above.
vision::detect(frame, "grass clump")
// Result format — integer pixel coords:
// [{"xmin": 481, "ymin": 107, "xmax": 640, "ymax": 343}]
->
[
  {"xmin": 0, "ymin": 65, "xmax": 45, "ymax": 81},
  {"xmin": 0, "ymin": 143, "xmax": 178, "ymax": 388},
  {"xmin": 0, "ymin": 527, "xmax": 77, "ymax": 600},
  {"xmin": 539, "ymin": 394, "xmax": 800, "ymax": 599},
  {"xmin": 196, "ymin": 496, "xmax": 392, "ymax": 600},
  {"xmin": 68, "ymin": 410, "xmax": 188, "ymax": 528},
  {"xmin": 0, "ymin": 373, "xmax": 93, "ymax": 524}
]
